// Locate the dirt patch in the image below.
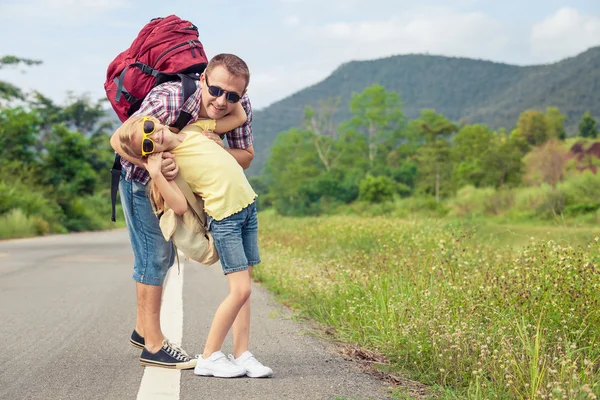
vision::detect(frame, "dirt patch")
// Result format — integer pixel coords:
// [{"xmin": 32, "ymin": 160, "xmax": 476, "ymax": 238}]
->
[{"xmin": 339, "ymin": 344, "xmax": 439, "ymax": 400}]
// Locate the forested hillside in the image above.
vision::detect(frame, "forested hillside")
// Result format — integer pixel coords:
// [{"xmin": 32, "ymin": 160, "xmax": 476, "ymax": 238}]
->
[{"xmin": 250, "ymin": 46, "xmax": 600, "ymax": 175}]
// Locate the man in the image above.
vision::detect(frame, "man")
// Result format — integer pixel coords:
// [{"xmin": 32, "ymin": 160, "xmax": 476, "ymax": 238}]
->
[{"xmin": 110, "ymin": 54, "xmax": 269, "ymax": 376}]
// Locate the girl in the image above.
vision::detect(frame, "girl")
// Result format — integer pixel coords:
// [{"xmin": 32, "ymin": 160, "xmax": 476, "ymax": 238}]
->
[{"xmin": 117, "ymin": 114, "xmax": 272, "ymax": 378}]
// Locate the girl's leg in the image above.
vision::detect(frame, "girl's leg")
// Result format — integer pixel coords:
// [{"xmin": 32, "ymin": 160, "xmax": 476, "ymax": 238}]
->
[
  {"xmin": 232, "ymin": 266, "xmax": 253, "ymax": 358},
  {"xmin": 202, "ymin": 269, "xmax": 251, "ymax": 358},
  {"xmin": 232, "ymin": 202, "xmax": 261, "ymax": 357}
]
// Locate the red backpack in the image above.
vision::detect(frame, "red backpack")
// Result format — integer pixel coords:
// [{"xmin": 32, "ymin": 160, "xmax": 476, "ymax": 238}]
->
[
  {"xmin": 104, "ymin": 15, "xmax": 208, "ymax": 124},
  {"xmin": 106, "ymin": 15, "xmax": 208, "ymax": 222}
]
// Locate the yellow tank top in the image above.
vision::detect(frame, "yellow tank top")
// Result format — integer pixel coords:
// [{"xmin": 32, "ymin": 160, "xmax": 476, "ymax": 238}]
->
[{"xmin": 172, "ymin": 122, "xmax": 257, "ymax": 220}]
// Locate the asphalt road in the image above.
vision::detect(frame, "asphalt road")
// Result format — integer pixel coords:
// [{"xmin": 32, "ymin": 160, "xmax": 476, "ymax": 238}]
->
[{"xmin": 0, "ymin": 229, "xmax": 391, "ymax": 400}]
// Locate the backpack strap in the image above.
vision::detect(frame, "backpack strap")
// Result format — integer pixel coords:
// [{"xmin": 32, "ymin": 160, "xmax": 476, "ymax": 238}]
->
[
  {"xmin": 110, "ymin": 153, "xmax": 122, "ymax": 222},
  {"xmin": 173, "ymin": 174, "xmax": 207, "ymax": 228},
  {"xmin": 171, "ymin": 74, "xmax": 197, "ymax": 131}
]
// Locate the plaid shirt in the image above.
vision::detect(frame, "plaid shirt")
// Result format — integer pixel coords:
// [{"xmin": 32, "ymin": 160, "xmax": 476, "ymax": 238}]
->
[{"xmin": 121, "ymin": 80, "xmax": 254, "ymax": 184}]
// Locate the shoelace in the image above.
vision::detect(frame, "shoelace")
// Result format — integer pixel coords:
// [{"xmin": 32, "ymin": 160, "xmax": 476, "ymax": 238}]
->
[
  {"xmin": 167, "ymin": 340, "xmax": 191, "ymax": 357},
  {"xmin": 162, "ymin": 340, "xmax": 190, "ymax": 361}
]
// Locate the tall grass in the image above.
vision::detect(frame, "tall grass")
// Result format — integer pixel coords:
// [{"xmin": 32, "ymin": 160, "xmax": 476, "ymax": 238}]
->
[
  {"xmin": 256, "ymin": 214, "xmax": 600, "ymax": 399},
  {"xmin": 0, "ymin": 209, "xmax": 39, "ymax": 239}
]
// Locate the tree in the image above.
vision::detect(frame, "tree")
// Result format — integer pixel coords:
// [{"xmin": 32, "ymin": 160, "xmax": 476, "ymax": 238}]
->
[
  {"xmin": 0, "ymin": 108, "xmax": 42, "ymax": 170},
  {"xmin": 451, "ymin": 124, "xmax": 494, "ymax": 188},
  {"xmin": 524, "ymin": 139, "xmax": 568, "ymax": 187},
  {"xmin": 343, "ymin": 85, "xmax": 404, "ymax": 167},
  {"xmin": 414, "ymin": 110, "xmax": 457, "ymax": 201},
  {"xmin": 303, "ymin": 97, "xmax": 341, "ymax": 172},
  {"xmin": 0, "ymin": 56, "xmax": 42, "ymax": 102},
  {"xmin": 40, "ymin": 125, "xmax": 97, "ymax": 197},
  {"xmin": 516, "ymin": 110, "xmax": 548, "ymax": 146},
  {"xmin": 484, "ymin": 130, "xmax": 523, "ymax": 188},
  {"xmin": 544, "ymin": 107, "xmax": 566, "ymax": 140},
  {"xmin": 578, "ymin": 111, "xmax": 598, "ymax": 138},
  {"xmin": 264, "ymin": 128, "xmax": 323, "ymax": 215}
]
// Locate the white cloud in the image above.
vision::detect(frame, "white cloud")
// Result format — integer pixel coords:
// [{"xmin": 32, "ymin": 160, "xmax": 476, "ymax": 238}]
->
[
  {"xmin": 1, "ymin": 1, "xmax": 599, "ymax": 111},
  {"xmin": 0, "ymin": 0, "xmax": 130, "ymax": 26},
  {"xmin": 283, "ymin": 15, "xmax": 301, "ymax": 27},
  {"xmin": 531, "ymin": 7, "xmax": 600, "ymax": 62},
  {"xmin": 297, "ymin": 8, "xmax": 516, "ymax": 64}
]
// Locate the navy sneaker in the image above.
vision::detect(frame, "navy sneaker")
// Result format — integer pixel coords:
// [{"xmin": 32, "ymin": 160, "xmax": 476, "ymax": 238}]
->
[
  {"xmin": 130, "ymin": 330, "xmax": 145, "ymax": 350},
  {"xmin": 140, "ymin": 340, "xmax": 197, "ymax": 369}
]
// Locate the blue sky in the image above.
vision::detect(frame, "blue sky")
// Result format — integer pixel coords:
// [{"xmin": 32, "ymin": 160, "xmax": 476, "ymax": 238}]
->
[{"xmin": 1, "ymin": 0, "xmax": 599, "ymax": 110}]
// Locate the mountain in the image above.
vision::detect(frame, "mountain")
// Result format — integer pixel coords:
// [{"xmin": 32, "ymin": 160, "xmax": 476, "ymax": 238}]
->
[{"xmin": 249, "ymin": 46, "xmax": 600, "ymax": 176}]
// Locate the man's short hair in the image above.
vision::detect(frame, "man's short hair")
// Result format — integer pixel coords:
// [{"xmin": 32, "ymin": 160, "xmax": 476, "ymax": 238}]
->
[{"xmin": 206, "ymin": 53, "xmax": 250, "ymax": 91}]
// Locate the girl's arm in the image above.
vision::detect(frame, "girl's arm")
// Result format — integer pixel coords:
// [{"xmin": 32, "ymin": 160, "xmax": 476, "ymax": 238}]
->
[
  {"xmin": 213, "ymin": 102, "xmax": 248, "ymax": 133},
  {"xmin": 145, "ymin": 153, "xmax": 188, "ymax": 215}
]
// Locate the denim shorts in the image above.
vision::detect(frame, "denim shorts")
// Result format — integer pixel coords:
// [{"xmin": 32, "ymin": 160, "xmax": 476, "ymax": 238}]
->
[
  {"xmin": 208, "ymin": 201, "xmax": 261, "ymax": 275},
  {"xmin": 119, "ymin": 170, "xmax": 175, "ymax": 286}
]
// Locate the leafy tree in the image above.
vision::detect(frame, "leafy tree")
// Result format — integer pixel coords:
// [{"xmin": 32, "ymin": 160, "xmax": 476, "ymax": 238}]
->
[
  {"xmin": 264, "ymin": 128, "xmax": 323, "ymax": 215},
  {"xmin": 61, "ymin": 92, "xmax": 112, "ymax": 136},
  {"xmin": 29, "ymin": 93, "xmax": 115, "ymax": 179},
  {"xmin": 303, "ymin": 98, "xmax": 340, "ymax": 172},
  {"xmin": 544, "ymin": 107, "xmax": 566, "ymax": 140},
  {"xmin": 484, "ymin": 130, "xmax": 523, "ymax": 188},
  {"xmin": 578, "ymin": 111, "xmax": 598, "ymax": 138},
  {"xmin": 0, "ymin": 56, "xmax": 42, "ymax": 102},
  {"xmin": 331, "ymin": 130, "xmax": 370, "ymax": 174},
  {"xmin": 516, "ymin": 110, "xmax": 548, "ymax": 146},
  {"xmin": 40, "ymin": 124, "xmax": 97, "ymax": 198},
  {"xmin": 342, "ymin": 85, "xmax": 404, "ymax": 167},
  {"xmin": 0, "ymin": 108, "xmax": 42, "ymax": 170},
  {"xmin": 414, "ymin": 110, "xmax": 457, "ymax": 201},
  {"xmin": 451, "ymin": 124, "xmax": 494, "ymax": 188}
]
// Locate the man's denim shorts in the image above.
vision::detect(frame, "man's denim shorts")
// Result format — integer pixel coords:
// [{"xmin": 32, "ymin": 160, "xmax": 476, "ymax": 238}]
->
[
  {"xmin": 208, "ymin": 201, "xmax": 261, "ymax": 275},
  {"xmin": 120, "ymin": 170, "xmax": 175, "ymax": 286}
]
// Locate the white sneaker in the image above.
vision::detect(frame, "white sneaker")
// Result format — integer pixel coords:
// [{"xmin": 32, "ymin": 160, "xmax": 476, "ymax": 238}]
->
[
  {"xmin": 228, "ymin": 351, "xmax": 273, "ymax": 378},
  {"xmin": 194, "ymin": 350, "xmax": 246, "ymax": 378}
]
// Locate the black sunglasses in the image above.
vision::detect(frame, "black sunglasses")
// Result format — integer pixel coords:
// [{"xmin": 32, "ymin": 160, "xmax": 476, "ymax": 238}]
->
[{"xmin": 204, "ymin": 75, "xmax": 242, "ymax": 103}]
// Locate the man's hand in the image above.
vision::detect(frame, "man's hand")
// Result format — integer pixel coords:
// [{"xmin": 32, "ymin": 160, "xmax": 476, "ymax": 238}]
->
[
  {"xmin": 203, "ymin": 131, "xmax": 225, "ymax": 148},
  {"xmin": 143, "ymin": 152, "xmax": 164, "ymax": 178},
  {"xmin": 161, "ymin": 152, "xmax": 179, "ymax": 181}
]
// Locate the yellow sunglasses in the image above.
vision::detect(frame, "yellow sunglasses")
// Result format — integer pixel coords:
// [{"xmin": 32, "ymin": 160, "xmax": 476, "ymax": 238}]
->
[{"xmin": 140, "ymin": 117, "xmax": 156, "ymax": 157}]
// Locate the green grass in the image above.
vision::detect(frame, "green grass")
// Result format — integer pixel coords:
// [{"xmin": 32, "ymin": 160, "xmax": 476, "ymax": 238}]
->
[
  {"xmin": 0, "ymin": 209, "xmax": 39, "ymax": 239},
  {"xmin": 255, "ymin": 214, "xmax": 600, "ymax": 399}
]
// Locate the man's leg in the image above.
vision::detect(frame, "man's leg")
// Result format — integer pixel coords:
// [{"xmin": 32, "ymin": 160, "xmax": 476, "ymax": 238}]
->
[
  {"xmin": 120, "ymin": 173, "xmax": 194, "ymax": 369},
  {"xmin": 136, "ymin": 282, "xmax": 164, "ymax": 352}
]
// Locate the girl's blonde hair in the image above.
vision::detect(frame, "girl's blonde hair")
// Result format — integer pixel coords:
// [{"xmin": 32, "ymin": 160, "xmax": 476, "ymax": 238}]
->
[{"xmin": 117, "ymin": 115, "xmax": 166, "ymax": 215}]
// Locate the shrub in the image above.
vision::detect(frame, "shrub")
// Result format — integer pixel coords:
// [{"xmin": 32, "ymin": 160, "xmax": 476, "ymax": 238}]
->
[
  {"xmin": 512, "ymin": 184, "xmax": 565, "ymax": 218},
  {"xmin": 447, "ymin": 185, "xmax": 496, "ymax": 217},
  {"xmin": 558, "ymin": 171, "xmax": 600, "ymax": 215},
  {"xmin": 0, "ymin": 179, "xmax": 65, "ymax": 232},
  {"xmin": 358, "ymin": 175, "xmax": 395, "ymax": 203},
  {"xmin": 0, "ymin": 209, "xmax": 37, "ymax": 239}
]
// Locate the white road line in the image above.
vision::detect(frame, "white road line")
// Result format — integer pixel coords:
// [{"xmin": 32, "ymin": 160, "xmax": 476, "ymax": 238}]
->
[{"xmin": 137, "ymin": 260, "xmax": 185, "ymax": 400}]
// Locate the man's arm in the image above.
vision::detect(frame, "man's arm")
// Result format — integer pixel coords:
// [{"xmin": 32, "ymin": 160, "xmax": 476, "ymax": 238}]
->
[
  {"xmin": 226, "ymin": 145, "xmax": 254, "ymax": 170},
  {"xmin": 204, "ymin": 94, "xmax": 255, "ymax": 170}
]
